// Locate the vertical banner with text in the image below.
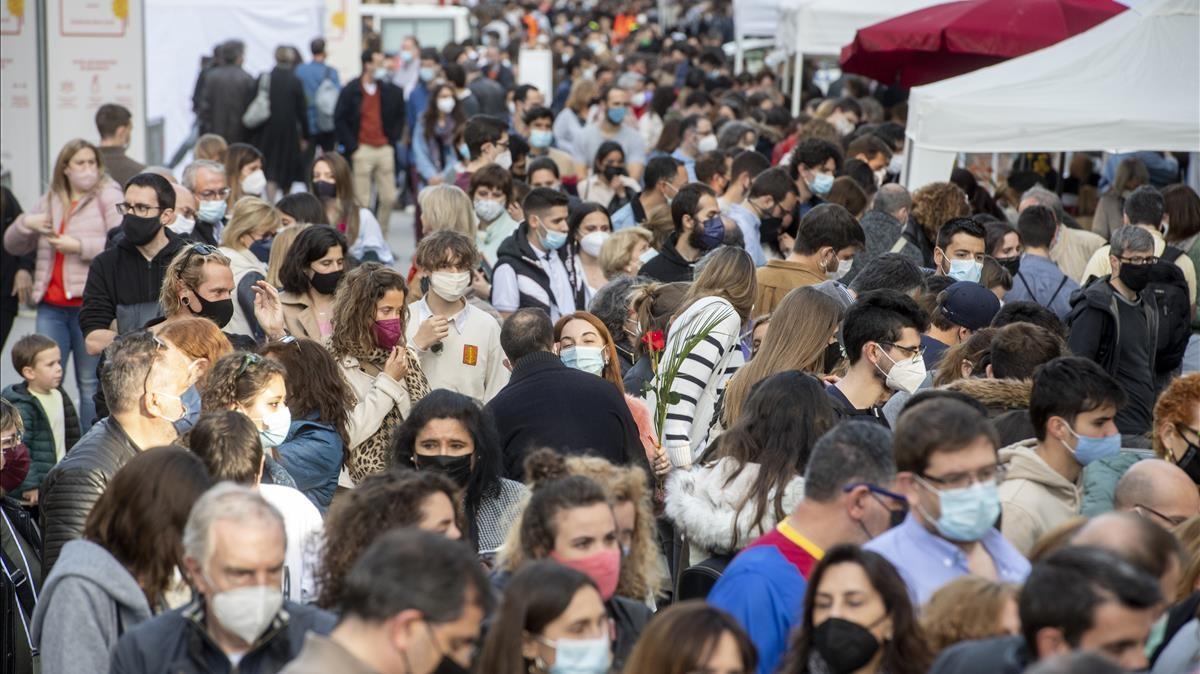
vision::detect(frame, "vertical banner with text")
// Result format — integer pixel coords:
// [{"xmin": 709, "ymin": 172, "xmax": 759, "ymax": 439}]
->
[
  {"xmin": 44, "ymin": 0, "xmax": 147, "ymax": 172},
  {"xmin": 1, "ymin": 0, "xmax": 45, "ymax": 208}
]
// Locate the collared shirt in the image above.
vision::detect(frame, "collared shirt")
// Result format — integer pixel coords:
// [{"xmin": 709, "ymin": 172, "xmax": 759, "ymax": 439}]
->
[
  {"xmin": 1007, "ymin": 253, "xmax": 1079, "ymax": 320},
  {"xmin": 491, "ymin": 245, "xmax": 578, "ymax": 322},
  {"xmin": 725, "ymin": 203, "xmax": 768, "ymax": 267},
  {"xmin": 671, "ymin": 148, "xmax": 697, "ymax": 181},
  {"xmin": 610, "ymin": 196, "xmax": 647, "ymax": 232},
  {"xmin": 406, "ymin": 297, "xmax": 509, "ymax": 403},
  {"xmin": 864, "ymin": 513, "xmax": 1030, "ymax": 606}
]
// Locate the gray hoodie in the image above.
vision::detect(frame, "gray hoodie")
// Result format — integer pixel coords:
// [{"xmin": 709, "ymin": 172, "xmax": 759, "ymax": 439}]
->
[{"xmin": 31, "ymin": 538, "xmax": 153, "ymax": 674}]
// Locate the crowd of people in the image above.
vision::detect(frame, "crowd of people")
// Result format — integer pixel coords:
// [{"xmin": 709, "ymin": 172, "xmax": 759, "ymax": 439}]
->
[{"xmin": 1, "ymin": 1, "xmax": 1199, "ymax": 673}]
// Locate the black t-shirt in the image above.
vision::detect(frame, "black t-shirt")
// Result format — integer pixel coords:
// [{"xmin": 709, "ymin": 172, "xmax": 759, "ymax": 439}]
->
[
  {"xmin": 1113, "ymin": 294, "xmax": 1155, "ymax": 435},
  {"xmin": 825, "ymin": 383, "xmax": 890, "ymax": 428}
]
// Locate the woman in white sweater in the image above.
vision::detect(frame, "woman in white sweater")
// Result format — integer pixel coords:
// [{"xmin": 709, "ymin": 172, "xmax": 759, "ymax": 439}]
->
[
  {"xmin": 217, "ymin": 196, "xmax": 282, "ymax": 340},
  {"xmin": 651, "ymin": 246, "xmax": 757, "ymax": 469}
]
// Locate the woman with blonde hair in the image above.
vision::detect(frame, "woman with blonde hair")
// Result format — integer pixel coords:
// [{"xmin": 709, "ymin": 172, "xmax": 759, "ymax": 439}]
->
[
  {"xmin": 921, "ymin": 577, "xmax": 1020, "ymax": 657},
  {"xmin": 721, "ymin": 287, "xmax": 843, "ymax": 427},
  {"xmin": 600, "ymin": 226, "xmax": 654, "ymax": 279},
  {"xmin": 328, "ymin": 262, "xmax": 430, "ymax": 482},
  {"xmin": 3, "ymin": 138, "xmax": 123, "ymax": 426},
  {"xmin": 310, "ymin": 152, "xmax": 392, "ymax": 263},
  {"xmin": 417, "ymin": 182, "xmax": 475, "ymax": 239},
  {"xmin": 193, "ymin": 133, "xmax": 228, "ymax": 163},
  {"xmin": 217, "ymin": 196, "xmax": 283, "ymax": 338},
  {"xmin": 553, "ymin": 78, "xmax": 598, "ymax": 160},
  {"xmin": 264, "ymin": 222, "xmax": 310, "ymax": 287},
  {"xmin": 655, "ymin": 246, "xmax": 757, "ymax": 469}
]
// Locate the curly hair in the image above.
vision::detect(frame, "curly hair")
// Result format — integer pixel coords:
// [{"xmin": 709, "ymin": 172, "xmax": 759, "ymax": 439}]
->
[
  {"xmin": 261, "ymin": 337, "xmax": 352, "ymax": 450},
  {"xmin": 159, "ymin": 244, "xmax": 233, "ymax": 318},
  {"xmin": 921, "ymin": 577, "xmax": 1019, "ymax": 657},
  {"xmin": 316, "ymin": 469, "xmax": 461, "ymax": 609},
  {"xmin": 199, "ymin": 351, "xmax": 287, "ymax": 413},
  {"xmin": 498, "ymin": 449, "xmax": 611, "ymax": 572},
  {"xmin": 565, "ymin": 456, "xmax": 664, "ymax": 601},
  {"xmin": 1153, "ymin": 373, "xmax": 1200, "ymax": 460},
  {"xmin": 329, "ymin": 262, "xmax": 409, "ymax": 357},
  {"xmin": 911, "ymin": 182, "xmax": 970, "ymax": 242},
  {"xmin": 932, "ymin": 327, "xmax": 998, "ymax": 387}
]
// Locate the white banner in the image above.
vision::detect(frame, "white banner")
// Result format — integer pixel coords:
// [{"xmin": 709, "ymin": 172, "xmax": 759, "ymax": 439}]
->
[
  {"xmin": 44, "ymin": 0, "xmax": 148, "ymax": 169},
  {"xmin": 0, "ymin": 0, "xmax": 45, "ymax": 208}
]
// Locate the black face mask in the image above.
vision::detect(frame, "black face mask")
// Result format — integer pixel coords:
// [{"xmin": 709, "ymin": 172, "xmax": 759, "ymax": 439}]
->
[
  {"xmin": 122, "ymin": 214, "xmax": 163, "ymax": 247},
  {"xmin": 1118, "ymin": 262, "xmax": 1152, "ymax": 293},
  {"xmin": 759, "ymin": 216, "xmax": 783, "ymax": 244},
  {"xmin": 811, "ymin": 617, "xmax": 882, "ymax": 674},
  {"xmin": 417, "ymin": 454, "xmax": 473, "ymax": 488},
  {"xmin": 313, "ymin": 180, "xmax": 337, "ymax": 200},
  {"xmin": 309, "ymin": 269, "xmax": 343, "ymax": 295},
  {"xmin": 1176, "ymin": 441, "xmax": 1200, "ymax": 485},
  {"xmin": 188, "ymin": 293, "xmax": 235, "ymax": 328},
  {"xmin": 997, "ymin": 256, "xmax": 1021, "ymax": 276}
]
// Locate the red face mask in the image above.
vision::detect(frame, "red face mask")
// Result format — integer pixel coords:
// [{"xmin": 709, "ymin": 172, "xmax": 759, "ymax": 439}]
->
[
  {"xmin": 551, "ymin": 548, "xmax": 621, "ymax": 600},
  {"xmin": 373, "ymin": 317, "xmax": 403, "ymax": 351}
]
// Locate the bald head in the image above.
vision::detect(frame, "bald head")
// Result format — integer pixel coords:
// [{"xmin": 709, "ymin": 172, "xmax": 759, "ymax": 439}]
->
[
  {"xmin": 1114, "ymin": 459, "xmax": 1200, "ymax": 526},
  {"xmin": 1073, "ymin": 511, "xmax": 1183, "ymax": 602},
  {"xmin": 172, "ymin": 183, "xmax": 197, "ymax": 219}
]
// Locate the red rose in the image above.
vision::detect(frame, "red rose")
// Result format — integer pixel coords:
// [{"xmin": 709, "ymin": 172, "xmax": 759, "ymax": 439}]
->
[{"xmin": 642, "ymin": 330, "xmax": 666, "ymax": 352}]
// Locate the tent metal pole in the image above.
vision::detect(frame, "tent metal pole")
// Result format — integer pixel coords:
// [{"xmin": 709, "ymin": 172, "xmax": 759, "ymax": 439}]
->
[{"xmin": 791, "ymin": 52, "xmax": 804, "ymax": 116}]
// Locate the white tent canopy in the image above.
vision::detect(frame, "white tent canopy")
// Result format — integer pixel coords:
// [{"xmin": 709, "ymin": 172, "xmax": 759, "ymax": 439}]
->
[
  {"xmin": 904, "ymin": 0, "xmax": 1200, "ymax": 190},
  {"xmin": 775, "ymin": 0, "xmax": 945, "ymax": 113}
]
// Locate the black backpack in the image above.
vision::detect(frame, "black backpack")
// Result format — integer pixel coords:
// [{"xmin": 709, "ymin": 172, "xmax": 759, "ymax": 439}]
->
[{"xmin": 1147, "ymin": 246, "xmax": 1193, "ymax": 374}]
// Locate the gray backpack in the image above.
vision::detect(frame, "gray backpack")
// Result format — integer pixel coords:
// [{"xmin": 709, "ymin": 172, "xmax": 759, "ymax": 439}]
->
[
  {"xmin": 314, "ymin": 68, "xmax": 338, "ymax": 132},
  {"xmin": 242, "ymin": 73, "xmax": 271, "ymax": 129}
]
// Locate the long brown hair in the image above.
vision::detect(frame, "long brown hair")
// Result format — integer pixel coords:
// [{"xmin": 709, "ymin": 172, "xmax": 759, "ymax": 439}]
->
[
  {"xmin": 83, "ymin": 447, "xmax": 214, "ymax": 608},
  {"xmin": 311, "ymin": 153, "xmax": 360, "ymax": 246},
  {"xmin": 674, "ymin": 246, "xmax": 757, "ymax": 324},
  {"xmin": 316, "ymin": 469, "xmax": 461, "ymax": 609},
  {"xmin": 49, "ymin": 139, "xmax": 106, "ymax": 208},
  {"xmin": 722, "ymin": 287, "xmax": 842, "ymax": 426},
  {"xmin": 629, "ymin": 281, "xmax": 690, "ymax": 360},
  {"xmin": 261, "ymin": 337, "xmax": 352, "ymax": 450},
  {"xmin": 932, "ymin": 327, "xmax": 998, "ymax": 387},
  {"xmin": 223, "ymin": 142, "xmax": 262, "ymax": 206},
  {"xmin": 329, "ymin": 262, "xmax": 409, "ymax": 357},
  {"xmin": 421, "ymin": 82, "xmax": 465, "ymax": 144},
  {"xmin": 624, "ymin": 602, "xmax": 757, "ymax": 674},
  {"xmin": 554, "ymin": 311, "xmax": 624, "ymax": 394}
]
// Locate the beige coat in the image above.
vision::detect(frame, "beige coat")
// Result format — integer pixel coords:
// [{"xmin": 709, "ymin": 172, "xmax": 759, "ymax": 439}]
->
[
  {"xmin": 997, "ymin": 439, "xmax": 1081, "ymax": 556},
  {"xmin": 279, "ymin": 290, "xmax": 323, "ymax": 341},
  {"xmin": 337, "ymin": 349, "xmax": 417, "ymax": 449}
]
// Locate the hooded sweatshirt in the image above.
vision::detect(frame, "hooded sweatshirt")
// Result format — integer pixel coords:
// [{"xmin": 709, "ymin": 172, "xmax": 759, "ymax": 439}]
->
[
  {"xmin": 665, "ymin": 456, "xmax": 805, "ymax": 563},
  {"xmin": 31, "ymin": 538, "xmax": 153, "ymax": 674},
  {"xmin": 997, "ymin": 439, "xmax": 1081, "ymax": 556}
]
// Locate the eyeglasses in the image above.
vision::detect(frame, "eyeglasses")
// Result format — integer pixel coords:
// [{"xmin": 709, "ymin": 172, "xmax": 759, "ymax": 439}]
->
[
  {"xmin": 196, "ymin": 187, "xmax": 231, "ymax": 201},
  {"xmin": 117, "ymin": 202, "xmax": 164, "ymax": 217},
  {"xmin": 235, "ymin": 352, "xmax": 264, "ymax": 378},
  {"xmin": 919, "ymin": 463, "xmax": 1006, "ymax": 491},
  {"xmin": 1135, "ymin": 503, "xmax": 1188, "ymax": 527},
  {"xmin": 843, "ymin": 482, "xmax": 908, "ymax": 513},
  {"xmin": 1, "ymin": 431, "xmax": 22, "ymax": 450},
  {"xmin": 879, "ymin": 342, "xmax": 926, "ymax": 359},
  {"xmin": 1116, "ymin": 256, "xmax": 1159, "ymax": 266},
  {"xmin": 141, "ymin": 334, "xmax": 171, "ymax": 397}
]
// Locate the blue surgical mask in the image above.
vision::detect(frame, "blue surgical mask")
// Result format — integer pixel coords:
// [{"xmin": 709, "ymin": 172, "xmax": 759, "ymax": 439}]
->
[
  {"xmin": 1065, "ymin": 424, "xmax": 1121, "ymax": 466},
  {"xmin": 561, "ymin": 345, "xmax": 606, "ymax": 375},
  {"xmin": 458, "ymin": 142, "xmax": 470, "ymax": 159},
  {"xmin": 419, "ymin": 66, "xmax": 437, "ymax": 82},
  {"xmin": 945, "ymin": 258, "xmax": 983, "ymax": 283},
  {"xmin": 920, "ymin": 479, "xmax": 1001, "ymax": 542},
  {"xmin": 535, "ymin": 218, "xmax": 568, "ymax": 250},
  {"xmin": 543, "ymin": 636, "xmax": 612, "ymax": 674},
  {"xmin": 699, "ymin": 214, "xmax": 725, "ymax": 250},
  {"xmin": 606, "ymin": 107, "xmax": 627, "ymax": 125},
  {"xmin": 530, "ymin": 129, "xmax": 554, "ymax": 149},
  {"xmin": 809, "ymin": 171, "xmax": 834, "ymax": 196},
  {"xmin": 197, "ymin": 198, "xmax": 227, "ymax": 223},
  {"xmin": 258, "ymin": 407, "xmax": 292, "ymax": 449},
  {"xmin": 638, "ymin": 248, "xmax": 659, "ymax": 264}
]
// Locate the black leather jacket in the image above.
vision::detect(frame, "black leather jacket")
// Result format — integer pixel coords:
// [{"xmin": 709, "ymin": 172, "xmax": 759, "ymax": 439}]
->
[{"xmin": 39, "ymin": 418, "xmax": 139, "ymax": 573}]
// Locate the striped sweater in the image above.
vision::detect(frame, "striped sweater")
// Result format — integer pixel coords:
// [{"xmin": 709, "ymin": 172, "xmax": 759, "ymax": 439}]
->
[{"xmin": 653, "ymin": 296, "xmax": 745, "ymax": 468}]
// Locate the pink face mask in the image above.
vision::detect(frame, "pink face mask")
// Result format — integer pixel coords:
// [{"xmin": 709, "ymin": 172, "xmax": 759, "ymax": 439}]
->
[
  {"xmin": 67, "ymin": 167, "xmax": 100, "ymax": 192},
  {"xmin": 373, "ymin": 317, "xmax": 403, "ymax": 351},
  {"xmin": 551, "ymin": 548, "xmax": 621, "ymax": 600}
]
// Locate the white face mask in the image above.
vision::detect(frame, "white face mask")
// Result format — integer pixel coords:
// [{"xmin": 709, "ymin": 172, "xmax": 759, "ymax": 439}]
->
[
  {"xmin": 241, "ymin": 169, "xmax": 266, "ymax": 196},
  {"xmin": 207, "ymin": 582, "xmax": 283, "ymax": 645},
  {"xmin": 257, "ymin": 407, "xmax": 291, "ymax": 449},
  {"xmin": 638, "ymin": 247, "xmax": 659, "ymax": 265},
  {"xmin": 874, "ymin": 166, "xmax": 888, "ymax": 187},
  {"xmin": 475, "ymin": 198, "xmax": 506, "ymax": 223},
  {"xmin": 494, "ymin": 150, "xmax": 513, "ymax": 170},
  {"xmin": 875, "ymin": 347, "xmax": 926, "ymax": 394},
  {"xmin": 430, "ymin": 270, "xmax": 472, "ymax": 302},
  {"xmin": 697, "ymin": 133, "xmax": 719, "ymax": 153},
  {"xmin": 169, "ymin": 214, "xmax": 196, "ymax": 236},
  {"xmin": 826, "ymin": 256, "xmax": 853, "ymax": 282},
  {"xmin": 437, "ymin": 97, "xmax": 457, "ymax": 114},
  {"xmin": 832, "ymin": 116, "xmax": 855, "ymax": 136},
  {"xmin": 889, "ymin": 153, "xmax": 905, "ymax": 174},
  {"xmin": 580, "ymin": 231, "xmax": 610, "ymax": 257}
]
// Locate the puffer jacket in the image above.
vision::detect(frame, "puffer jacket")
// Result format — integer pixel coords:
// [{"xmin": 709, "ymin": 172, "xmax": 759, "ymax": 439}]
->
[
  {"xmin": 1080, "ymin": 448, "xmax": 1155, "ymax": 517},
  {"xmin": 943, "ymin": 377, "xmax": 1035, "ymax": 447},
  {"xmin": 2, "ymin": 382, "xmax": 80, "ymax": 495},
  {"xmin": 108, "ymin": 599, "xmax": 336, "ymax": 674},
  {"xmin": 2, "ymin": 179, "xmax": 123, "ymax": 304},
  {"xmin": 275, "ymin": 417, "xmax": 343, "ymax": 513},
  {"xmin": 38, "ymin": 418, "xmax": 140, "ymax": 573},
  {"xmin": 665, "ymin": 456, "xmax": 805, "ymax": 561}
]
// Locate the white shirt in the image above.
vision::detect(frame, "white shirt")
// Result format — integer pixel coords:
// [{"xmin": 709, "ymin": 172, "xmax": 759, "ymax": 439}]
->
[
  {"xmin": 491, "ymin": 244, "xmax": 578, "ymax": 321},
  {"xmin": 217, "ymin": 246, "xmax": 268, "ymax": 338},
  {"xmin": 351, "ymin": 207, "xmax": 394, "ymax": 264},
  {"xmin": 259, "ymin": 484, "xmax": 323, "ymax": 604},
  {"xmin": 30, "ymin": 388, "xmax": 66, "ymax": 461},
  {"xmin": 406, "ymin": 298, "xmax": 510, "ymax": 403}
]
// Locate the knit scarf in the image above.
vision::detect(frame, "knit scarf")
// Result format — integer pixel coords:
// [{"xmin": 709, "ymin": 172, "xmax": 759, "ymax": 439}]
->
[{"xmin": 341, "ymin": 344, "xmax": 430, "ymax": 483}]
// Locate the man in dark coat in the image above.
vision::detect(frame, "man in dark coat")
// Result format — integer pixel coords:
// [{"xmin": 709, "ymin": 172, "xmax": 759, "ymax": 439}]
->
[
  {"xmin": 253, "ymin": 48, "xmax": 311, "ymax": 195},
  {"xmin": 196, "ymin": 40, "xmax": 256, "ymax": 144}
]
